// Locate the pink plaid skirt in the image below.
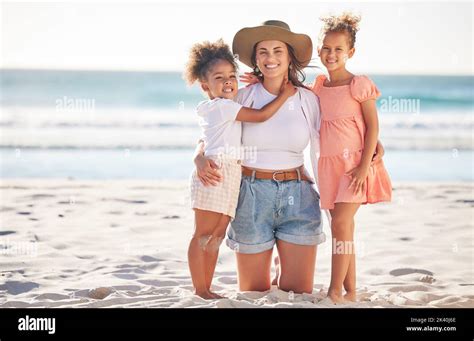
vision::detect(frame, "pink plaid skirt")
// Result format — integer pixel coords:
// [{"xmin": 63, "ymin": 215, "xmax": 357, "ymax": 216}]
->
[{"xmin": 189, "ymin": 156, "xmax": 242, "ymax": 219}]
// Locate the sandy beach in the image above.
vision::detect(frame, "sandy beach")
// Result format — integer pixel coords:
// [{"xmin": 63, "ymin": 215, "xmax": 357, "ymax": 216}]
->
[{"xmin": 0, "ymin": 179, "xmax": 472, "ymax": 308}]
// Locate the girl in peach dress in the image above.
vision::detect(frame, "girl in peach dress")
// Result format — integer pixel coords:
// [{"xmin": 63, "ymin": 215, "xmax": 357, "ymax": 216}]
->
[{"xmin": 313, "ymin": 13, "xmax": 392, "ymax": 303}]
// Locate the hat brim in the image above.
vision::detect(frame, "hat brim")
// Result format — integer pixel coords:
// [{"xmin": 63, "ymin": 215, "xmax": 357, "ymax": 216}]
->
[{"xmin": 232, "ymin": 25, "xmax": 313, "ymax": 69}]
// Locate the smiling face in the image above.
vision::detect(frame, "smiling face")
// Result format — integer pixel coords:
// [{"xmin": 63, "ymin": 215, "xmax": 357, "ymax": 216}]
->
[
  {"xmin": 200, "ymin": 59, "xmax": 238, "ymax": 100},
  {"xmin": 254, "ymin": 40, "xmax": 291, "ymax": 80},
  {"xmin": 318, "ymin": 31, "xmax": 355, "ymax": 72}
]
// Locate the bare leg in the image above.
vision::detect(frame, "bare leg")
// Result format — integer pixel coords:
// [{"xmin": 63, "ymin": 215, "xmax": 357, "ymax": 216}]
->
[
  {"xmin": 236, "ymin": 249, "xmax": 273, "ymax": 292},
  {"xmin": 328, "ymin": 203, "xmax": 360, "ymax": 304},
  {"xmin": 343, "ymin": 220, "xmax": 356, "ymax": 302},
  {"xmin": 204, "ymin": 214, "xmax": 230, "ymax": 298},
  {"xmin": 276, "ymin": 240, "xmax": 317, "ymax": 294},
  {"xmin": 188, "ymin": 209, "xmax": 224, "ymax": 299}
]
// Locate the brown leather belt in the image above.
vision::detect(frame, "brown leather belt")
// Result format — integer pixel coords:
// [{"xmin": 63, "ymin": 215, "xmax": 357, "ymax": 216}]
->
[{"xmin": 242, "ymin": 166, "xmax": 314, "ymax": 183}]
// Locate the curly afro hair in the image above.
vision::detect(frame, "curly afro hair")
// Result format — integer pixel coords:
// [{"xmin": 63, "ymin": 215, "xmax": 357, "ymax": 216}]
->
[
  {"xmin": 319, "ymin": 12, "xmax": 361, "ymax": 49},
  {"xmin": 183, "ymin": 39, "xmax": 238, "ymax": 86}
]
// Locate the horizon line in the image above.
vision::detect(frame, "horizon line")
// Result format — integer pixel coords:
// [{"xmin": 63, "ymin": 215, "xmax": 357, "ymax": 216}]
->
[{"xmin": 1, "ymin": 67, "xmax": 472, "ymax": 77}]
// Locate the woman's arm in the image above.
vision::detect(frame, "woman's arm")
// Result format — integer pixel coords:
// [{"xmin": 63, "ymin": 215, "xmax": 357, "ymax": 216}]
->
[
  {"xmin": 193, "ymin": 140, "xmax": 222, "ymax": 186},
  {"xmin": 347, "ymin": 99, "xmax": 379, "ymax": 194},
  {"xmin": 373, "ymin": 140, "xmax": 384, "ymax": 163}
]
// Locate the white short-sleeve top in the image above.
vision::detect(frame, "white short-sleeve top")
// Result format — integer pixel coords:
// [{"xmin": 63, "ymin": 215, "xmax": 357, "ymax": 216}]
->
[
  {"xmin": 196, "ymin": 98, "xmax": 243, "ymax": 158},
  {"xmin": 235, "ymin": 83, "xmax": 322, "ymax": 187}
]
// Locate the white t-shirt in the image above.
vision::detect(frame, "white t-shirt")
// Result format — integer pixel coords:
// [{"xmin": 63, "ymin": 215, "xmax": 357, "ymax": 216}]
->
[
  {"xmin": 236, "ymin": 83, "xmax": 319, "ymax": 170},
  {"xmin": 196, "ymin": 98, "xmax": 243, "ymax": 158},
  {"xmin": 236, "ymin": 83, "xmax": 328, "ymax": 222}
]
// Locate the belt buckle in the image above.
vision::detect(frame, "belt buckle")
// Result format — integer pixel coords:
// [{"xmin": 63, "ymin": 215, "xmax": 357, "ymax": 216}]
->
[{"xmin": 272, "ymin": 171, "xmax": 285, "ymax": 181}]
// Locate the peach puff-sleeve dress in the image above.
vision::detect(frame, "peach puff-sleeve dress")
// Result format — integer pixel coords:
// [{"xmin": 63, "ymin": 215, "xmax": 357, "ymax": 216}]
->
[{"xmin": 312, "ymin": 75, "xmax": 392, "ymax": 210}]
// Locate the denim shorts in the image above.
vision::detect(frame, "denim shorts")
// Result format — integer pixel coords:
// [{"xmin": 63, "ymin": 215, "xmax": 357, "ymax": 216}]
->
[{"xmin": 226, "ymin": 173, "xmax": 326, "ymax": 254}]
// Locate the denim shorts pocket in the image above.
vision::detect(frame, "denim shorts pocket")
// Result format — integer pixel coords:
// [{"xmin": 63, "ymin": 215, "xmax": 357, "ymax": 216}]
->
[
  {"xmin": 235, "ymin": 178, "xmax": 249, "ymax": 213},
  {"xmin": 305, "ymin": 180, "xmax": 320, "ymax": 201},
  {"xmin": 299, "ymin": 181, "xmax": 322, "ymax": 217}
]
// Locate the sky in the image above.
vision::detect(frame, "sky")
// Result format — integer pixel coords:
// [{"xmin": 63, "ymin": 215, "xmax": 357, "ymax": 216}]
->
[{"xmin": 1, "ymin": 0, "xmax": 472, "ymax": 75}]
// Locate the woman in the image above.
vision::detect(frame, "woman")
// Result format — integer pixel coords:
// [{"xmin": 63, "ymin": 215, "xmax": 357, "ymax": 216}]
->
[{"xmin": 194, "ymin": 20, "xmax": 384, "ymax": 294}]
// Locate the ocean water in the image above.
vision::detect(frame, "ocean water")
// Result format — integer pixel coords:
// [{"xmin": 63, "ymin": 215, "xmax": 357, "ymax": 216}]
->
[
  {"xmin": 0, "ymin": 69, "xmax": 472, "ymax": 181},
  {"xmin": 0, "ymin": 148, "xmax": 472, "ymax": 182}
]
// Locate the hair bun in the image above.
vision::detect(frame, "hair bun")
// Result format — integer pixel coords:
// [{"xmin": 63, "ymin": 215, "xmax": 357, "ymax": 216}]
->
[
  {"xmin": 319, "ymin": 12, "xmax": 362, "ymax": 48},
  {"xmin": 339, "ymin": 12, "xmax": 361, "ymax": 32}
]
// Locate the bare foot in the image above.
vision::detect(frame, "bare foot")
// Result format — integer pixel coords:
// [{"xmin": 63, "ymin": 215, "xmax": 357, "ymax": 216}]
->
[
  {"xmin": 195, "ymin": 290, "xmax": 216, "ymax": 300},
  {"xmin": 271, "ymin": 256, "xmax": 280, "ymax": 286},
  {"xmin": 344, "ymin": 291, "xmax": 357, "ymax": 302},
  {"xmin": 327, "ymin": 289, "xmax": 345, "ymax": 304}
]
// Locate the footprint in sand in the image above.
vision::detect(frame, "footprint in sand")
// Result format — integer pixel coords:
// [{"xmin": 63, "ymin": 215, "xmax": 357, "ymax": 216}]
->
[
  {"xmin": 113, "ymin": 273, "xmax": 138, "ymax": 280},
  {"xmin": 0, "ymin": 281, "xmax": 39, "ymax": 295},
  {"xmin": 368, "ymin": 268, "xmax": 384, "ymax": 276},
  {"xmin": 162, "ymin": 215, "xmax": 180, "ymax": 219},
  {"xmin": 57, "ymin": 200, "xmax": 85, "ymax": 205},
  {"xmin": 30, "ymin": 194, "xmax": 56, "ymax": 199},
  {"xmin": 62, "ymin": 269, "xmax": 79, "ymax": 273},
  {"xmin": 455, "ymin": 199, "xmax": 474, "ymax": 204},
  {"xmin": 107, "ymin": 211, "xmax": 123, "ymax": 215},
  {"xmin": 75, "ymin": 254, "xmax": 96, "ymax": 260},
  {"xmin": 52, "ymin": 243, "xmax": 68, "ymax": 250},
  {"xmin": 399, "ymin": 237, "xmax": 413, "ymax": 241},
  {"xmin": 114, "ymin": 199, "xmax": 147, "ymax": 204},
  {"xmin": 389, "ymin": 268, "xmax": 434, "ymax": 277},
  {"xmin": 111, "ymin": 268, "xmax": 147, "ymax": 275},
  {"xmin": 140, "ymin": 255, "xmax": 161, "ymax": 263}
]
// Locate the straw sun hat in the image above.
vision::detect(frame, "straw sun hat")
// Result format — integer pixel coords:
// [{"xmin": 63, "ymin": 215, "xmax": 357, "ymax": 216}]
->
[{"xmin": 232, "ymin": 20, "xmax": 313, "ymax": 68}]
